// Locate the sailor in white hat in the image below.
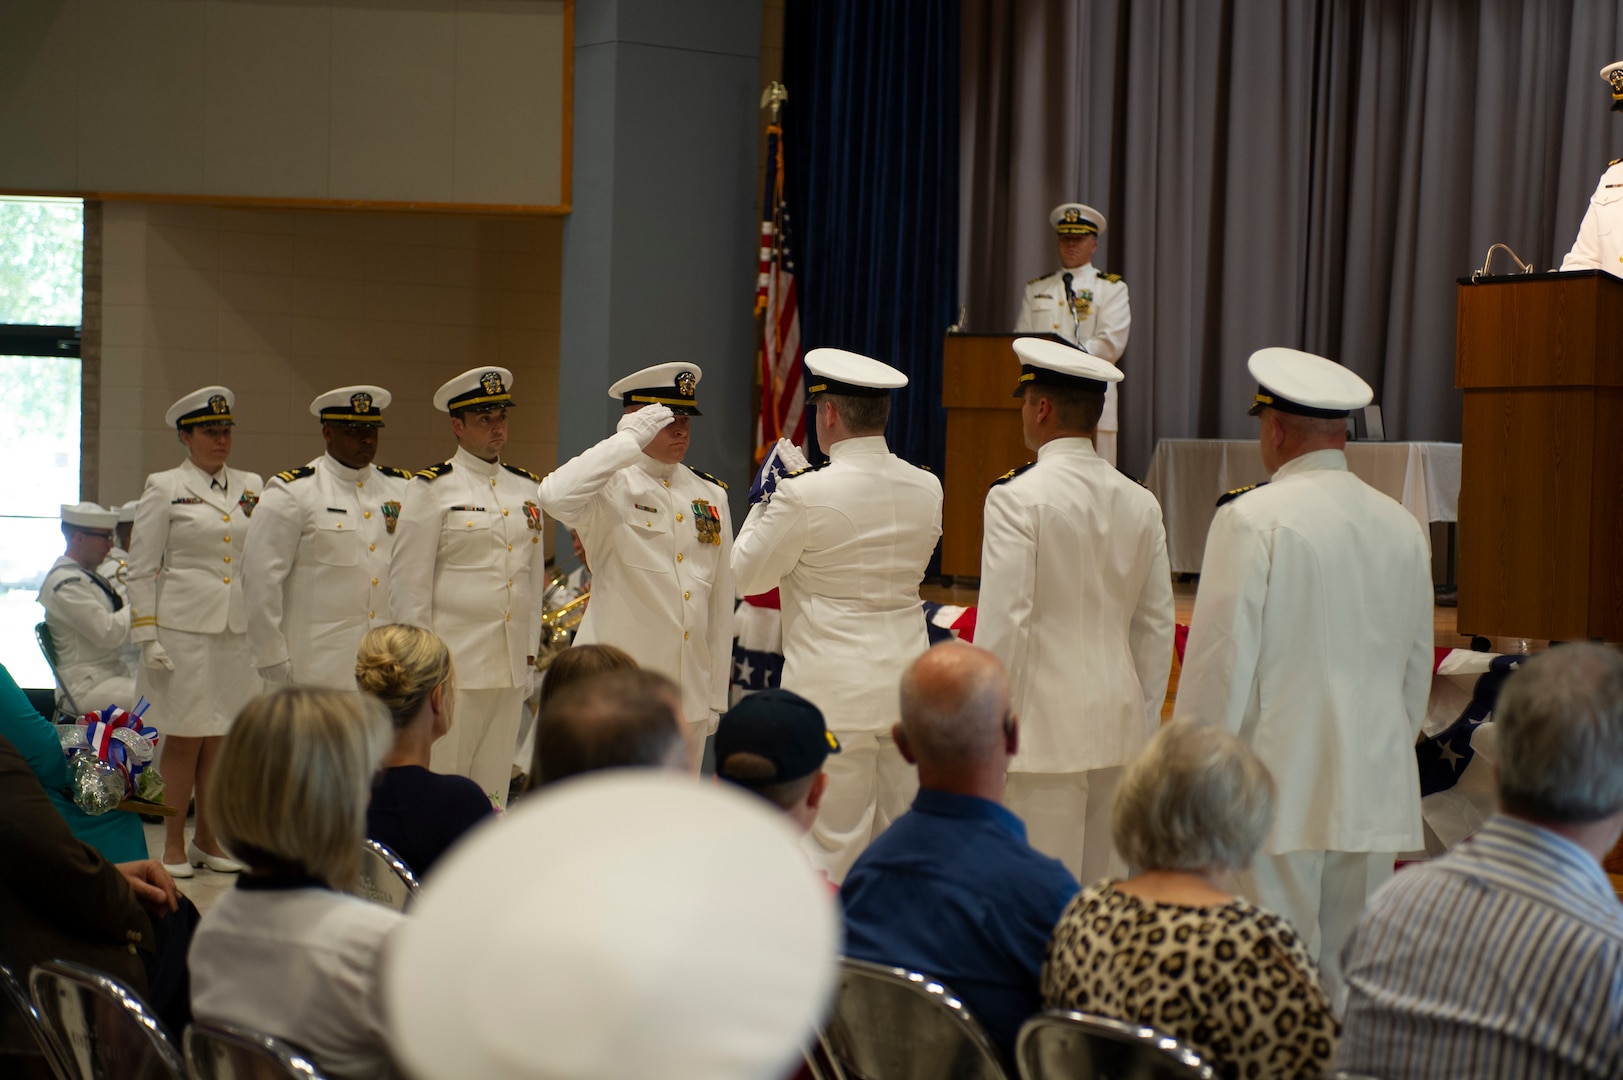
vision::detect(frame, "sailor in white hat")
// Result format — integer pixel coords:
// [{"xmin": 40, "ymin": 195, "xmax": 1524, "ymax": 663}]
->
[
  {"xmin": 538, "ymin": 362, "xmax": 733, "ymax": 766},
  {"xmin": 732, "ymin": 348, "xmax": 942, "ymax": 881},
  {"xmin": 389, "ymin": 367, "xmax": 548, "ymax": 805},
  {"xmin": 242, "ymin": 386, "xmax": 415, "ymax": 692},
  {"xmin": 977, "ymin": 338, "xmax": 1174, "ymax": 883},
  {"xmin": 40, "ymin": 502, "xmax": 136, "ymax": 716},
  {"xmin": 127, "ymin": 385, "xmax": 264, "ymax": 876},
  {"xmin": 385, "ymin": 771, "xmax": 839, "ymax": 1080},
  {"xmin": 1562, "ymin": 62, "xmax": 1623, "ymax": 275},
  {"xmin": 1013, "ymin": 202, "xmax": 1132, "ymax": 465},
  {"xmin": 1175, "ymin": 347, "xmax": 1434, "ymax": 1006}
]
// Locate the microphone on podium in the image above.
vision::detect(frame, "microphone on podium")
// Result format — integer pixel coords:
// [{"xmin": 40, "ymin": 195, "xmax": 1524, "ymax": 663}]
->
[{"xmin": 1061, "ymin": 272, "xmax": 1082, "ymax": 348}]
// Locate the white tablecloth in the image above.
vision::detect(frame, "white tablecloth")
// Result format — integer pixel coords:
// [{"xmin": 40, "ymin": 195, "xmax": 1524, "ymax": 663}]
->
[{"xmin": 1145, "ymin": 439, "xmax": 1462, "ymax": 574}]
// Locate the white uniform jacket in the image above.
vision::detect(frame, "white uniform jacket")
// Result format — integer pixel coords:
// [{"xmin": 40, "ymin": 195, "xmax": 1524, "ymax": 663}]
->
[
  {"xmin": 243, "ymin": 454, "xmax": 412, "ymax": 689},
  {"xmin": 732, "ymin": 435, "xmax": 944, "ymax": 734},
  {"xmin": 39, "ymin": 556, "xmax": 131, "ymax": 705},
  {"xmin": 1014, "ymin": 264, "xmax": 1132, "ymax": 432},
  {"xmin": 538, "ymin": 430, "xmax": 734, "ymax": 731},
  {"xmin": 127, "ymin": 460, "xmax": 263, "ymax": 642},
  {"xmin": 389, "ymin": 447, "xmax": 547, "ymax": 691},
  {"xmin": 1176, "ymin": 449, "xmax": 1434, "ymax": 855},
  {"xmin": 977, "ymin": 438, "xmax": 1174, "ymax": 772},
  {"xmin": 1561, "ymin": 160, "xmax": 1623, "ymax": 275}
]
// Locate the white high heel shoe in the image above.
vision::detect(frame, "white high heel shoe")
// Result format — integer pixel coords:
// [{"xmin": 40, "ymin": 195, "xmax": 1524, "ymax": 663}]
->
[
  {"xmin": 187, "ymin": 839, "xmax": 244, "ymax": 874},
  {"xmin": 161, "ymin": 856, "xmax": 194, "ymax": 879}
]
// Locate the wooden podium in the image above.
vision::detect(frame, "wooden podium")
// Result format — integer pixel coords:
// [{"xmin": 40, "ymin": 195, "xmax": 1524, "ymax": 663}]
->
[
  {"xmin": 1455, "ymin": 270, "xmax": 1623, "ymax": 640},
  {"xmin": 940, "ymin": 333, "xmax": 1050, "ymax": 577}
]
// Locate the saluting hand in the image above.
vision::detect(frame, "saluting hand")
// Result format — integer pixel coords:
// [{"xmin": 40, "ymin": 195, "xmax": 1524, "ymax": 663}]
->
[{"xmin": 616, "ymin": 404, "xmax": 676, "ymax": 449}]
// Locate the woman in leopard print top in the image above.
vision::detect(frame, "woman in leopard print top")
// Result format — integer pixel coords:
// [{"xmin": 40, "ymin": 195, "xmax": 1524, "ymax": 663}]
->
[{"xmin": 1040, "ymin": 720, "xmax": 1337, "ymax": 1078}]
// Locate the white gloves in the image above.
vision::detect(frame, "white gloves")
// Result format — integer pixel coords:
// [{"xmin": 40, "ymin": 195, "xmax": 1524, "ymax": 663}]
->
[
  {"xmin": 616, "ymin": 404, "xmax": 676, "ymax": 449},
  {"xmin": 141, "ymin": 641, "xmax": 174, "ymax": 672},
  {"xmin": 774, "ymin": 438, "xmax": 810, "ymax": 473},
  {"xmin": 257, "ymin": 661, "xmax": 292, "ymax": 687}
]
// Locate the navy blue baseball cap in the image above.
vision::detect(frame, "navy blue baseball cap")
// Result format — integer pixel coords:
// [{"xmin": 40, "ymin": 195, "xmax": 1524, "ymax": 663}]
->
[{"xmin": 716, "ymin": 689, "xmax": 841, "ymax": 789}]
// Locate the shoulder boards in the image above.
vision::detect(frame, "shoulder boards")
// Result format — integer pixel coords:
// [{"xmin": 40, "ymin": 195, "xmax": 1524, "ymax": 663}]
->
[
  {"xmin": 781, "ymin": 460, "xmax": 830, "ymax": 482},
  {"xmin": 1215, "ymin": 481, "xmax": 1268, "ymax": 508},
  {"xmin": 502, "ymin": 463, "xmax": 543, "ymax": 483},
  {"xmin": 684, "ymin": 463, "xmax": 728, "ymax": 490},
  {"xmin": 1027, "ymin": 274, "xmax": 1049, "ymax": 286},
  {"xmin": 914, "ymin": 462, "xmax": 934, "ymax": 472},
  {"xmin": 415, "ymin": 462, "xmax": 453, "ymax": 481},
  {"xmin": 990, "ymin": 462, "xmax": 1036, "ymax": 488},
  {"xmin": 1611, "ymin": 158, "xmax": 1621, "ymax": 167},
  {"xmin": 1098, "ymin": 271, "xmax": 1124, "ymax": 284},
  {"xmin": 375, "ymin": 465, "xmax": 413, "ymax": 480},
  {"xmin": 274, "ymin": 466, "xmax": 315, "ymax": 484}
]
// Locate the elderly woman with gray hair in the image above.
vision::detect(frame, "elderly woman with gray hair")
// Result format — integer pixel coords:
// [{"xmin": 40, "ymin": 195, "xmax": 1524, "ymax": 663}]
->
[{"xmin": 1041, "ymin": 719, "xmax": 1338, "ymax": 1079}]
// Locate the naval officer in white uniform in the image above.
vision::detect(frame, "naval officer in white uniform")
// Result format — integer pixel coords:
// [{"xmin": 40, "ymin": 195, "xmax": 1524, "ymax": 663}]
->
[
  {"xmin": 1014, "ymin": 203, "xmax": 1131, "ymax": 465},
  {"xmin": 1562, "ymin": 61, "xmax": 1623, "ymax": 276},
  {"xmin": 732, "ymin": 349, "xmax": 943, "ymax": 881},
  {"xmin": 40, "ymin": 502, "xmax": 134, "ymax": 716},
  {"xmin": 243, "ymin": 386, "xmax": 413, "ymax": 690},
  {"xmin": 977, "ymin": 338, "xmax": 1174, "ymax": 882},
  {"xmin": 538, "ymin": 363, "xmax": 734, "ymax": 766},
  {"xmin": 1175, "ymin": 348, "xmax": 1434, "ymax": 1006},
  {"xmin": 127, "ymin": 385, "xmax": 263, "ymax": 877},
  {"xmin": 390, "ymin": 367, "xmax": 548, "ymax": 806}
]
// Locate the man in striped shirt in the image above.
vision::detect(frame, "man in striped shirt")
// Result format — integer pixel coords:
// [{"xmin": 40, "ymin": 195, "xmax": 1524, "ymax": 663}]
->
[{"xmin": 1338, "ymin": 644, "xmax": 1623, "ymax": 1078}]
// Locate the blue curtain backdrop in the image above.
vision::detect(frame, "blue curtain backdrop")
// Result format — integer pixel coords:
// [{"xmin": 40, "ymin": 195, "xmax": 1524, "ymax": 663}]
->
[{"xmin": 782, "ymin": 0, "xmax": 960, "ymax": 475}]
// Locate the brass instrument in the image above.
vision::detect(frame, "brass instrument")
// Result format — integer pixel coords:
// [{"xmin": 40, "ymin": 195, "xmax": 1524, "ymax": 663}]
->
[{"xmin": 535, "ymin": 573, "xmax": 589, "ymax": 671}]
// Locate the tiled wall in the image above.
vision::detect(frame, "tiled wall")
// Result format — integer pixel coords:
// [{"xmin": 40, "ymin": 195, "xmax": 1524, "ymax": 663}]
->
[{"xmin": 96, "ymin": 202, "xmax": 562, "ymax": 551}]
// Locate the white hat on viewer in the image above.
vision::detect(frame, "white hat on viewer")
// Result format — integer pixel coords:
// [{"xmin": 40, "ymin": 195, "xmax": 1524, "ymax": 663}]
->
[
  {"xmin": 1049, "ymin": 202, "xmax": 1106, "ymax": 236},
  {"xmin": 386, "ymin": 771, "xmax": 839, "ymax": 1080},
  {"xmin": 609, "ymin": 362, "xmax": 704, "ymax": 415},
  {"xmin": 311, "ymin": 385, "xmax": 391, "ymax": 425},
  {"xmin": 61, "ymin": 502, "xmax": 118, "ymax": 530},
  {"xmin": 165, "ymin": 386, "xmax": 235, "ymax": 429},
  {"xmin": 1010, "ymin": 336, "xmax": 1123, "ymax": 397},
  {"xmin": 116, "ymin": 501, "xmax": 139, "ymax": 525},
  {"xmin": 1246, "ymin": 347, "xmax": 1373, "ymax": 419},
  {"xmin": 804, "ymin": 348, "xmax": 907, "ymax": 397},
  {"xmin": 433, "ymin": 367, "xmax": 515, "ymax": 413}
]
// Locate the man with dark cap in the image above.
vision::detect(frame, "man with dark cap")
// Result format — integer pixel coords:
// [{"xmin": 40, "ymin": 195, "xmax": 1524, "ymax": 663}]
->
[{"xmin": 715, "ymin": 688, "xmax": 839, "ymax": 836}]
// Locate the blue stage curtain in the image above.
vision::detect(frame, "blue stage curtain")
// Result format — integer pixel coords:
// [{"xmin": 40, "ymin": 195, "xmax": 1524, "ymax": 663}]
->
[{"xmin": 782, "ymin": 0, "xmax": 960, "ymax": 475}]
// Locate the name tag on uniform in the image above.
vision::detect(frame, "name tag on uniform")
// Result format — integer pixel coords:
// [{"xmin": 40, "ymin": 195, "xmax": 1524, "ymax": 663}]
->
[
  {"xmin": 325, "ymin": 507, "xmax": 348, "ymax": 514},
  {"xmin": 450, "ymin": 505, "xmax": 486, "ymax": 512}
]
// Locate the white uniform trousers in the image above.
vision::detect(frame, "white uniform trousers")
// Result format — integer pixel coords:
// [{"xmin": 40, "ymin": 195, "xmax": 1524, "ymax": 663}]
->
[
  {"xmin": 1005, "ymin": 767, "xmax": 1126, "ymax": 885},
  {"xmin": 803, "ymin": 730, "xmax": 918, "ymax": 885},
  {"xmin": 432, "ymin": 686, "xmax": 525, "ymax": 808},
  {"xmin": 1236, "ymin": 849, "xmax": 1395, "ymax": 1012}
]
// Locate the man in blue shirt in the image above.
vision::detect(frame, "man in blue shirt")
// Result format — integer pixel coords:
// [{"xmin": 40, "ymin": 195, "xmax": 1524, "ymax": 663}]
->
[{"xmin": 840, "ymin": 641, "xmax": 1079, "ymax": 1058}]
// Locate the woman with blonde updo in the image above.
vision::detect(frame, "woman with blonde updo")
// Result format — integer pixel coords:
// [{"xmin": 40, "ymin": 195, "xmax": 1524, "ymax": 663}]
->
[{"xmin": 356, "ymin": 624, "xmax": 494, "ymax": 876}]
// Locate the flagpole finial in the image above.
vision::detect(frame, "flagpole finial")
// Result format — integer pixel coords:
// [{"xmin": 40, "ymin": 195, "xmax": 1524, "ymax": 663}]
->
[{"xmin": 760, "ymin": 82, "xmax": 788, "ymax": 121}]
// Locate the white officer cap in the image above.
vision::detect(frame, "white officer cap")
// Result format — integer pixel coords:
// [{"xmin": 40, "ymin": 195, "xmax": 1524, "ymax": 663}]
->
[
  {"xmin": 804, "ymin": 348, "xmax": 907, "ymax": 397},
  {"xmin": 1011, "ymin": 336, "xmax": 1123, "ymax": 397},
  {"xmin": 311, "ymin": 385, "xmax": 391, "ymax": 426},
  {"xmin": 61, "ymin": 502, "xmax": 118, "ymax": 530},
  {"xmin": 116, "ymin": 501, "xmax": 139, "ymax": 524},
  {"xmin": 433, "ymin": 367, "xmax": 516, "ymax": 414},
  {"xmin": 1603, "ymin": 61, "xmax": 1623, "ymax": 109},
  {"xmin": 608, "ymin": 362, "xmax": 704, "ymax": 416},
  {"xmin": 386, "ymin": 772, "xmax": 839, "ymax": 1080},
  {"xmin": 164, "ymin": 386, "xmax": 234, "ymax": 429},
  {"xmin": 1050, "ymin": 202, "xmax": 1106, "ymax": 236},
  {"xmin": 1247, "ymin": 347, "xmax": 1373, "ymax": 419}
]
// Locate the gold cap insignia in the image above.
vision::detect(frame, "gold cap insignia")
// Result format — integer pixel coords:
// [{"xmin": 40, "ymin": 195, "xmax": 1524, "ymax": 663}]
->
[
  {"xmin": 208, "ymin": 394, "xmax": 229, "ymax": 414},
  {"xmin": 481, "ymin": 370, "xmax": 505, "ymax": 396},
  {"xmin": 351, "ymin": 392, "xmax": 373, "ymax": 413},
  {"xmin": 676, "ymin": 370, "xmax": 697, "ymax": 397}
]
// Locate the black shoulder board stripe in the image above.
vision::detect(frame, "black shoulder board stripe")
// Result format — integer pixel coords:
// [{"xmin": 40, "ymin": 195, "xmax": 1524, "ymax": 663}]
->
[
  {"xmin": 990, "ymin": 462, "xmax": 1036, "ymax": 488},
  {"xmin": 1027, "ymin": 274, "xmax": 1049, "ymax": 286},
  {"xmin": 685, "ymin": 463, "xmax": 728, "ymax": 490},
  {"xmin": 503, "ymin": 463, "xmax": 543, "ymax": 483},
  {"xmin": 781, "ymin": 460, "xmax": 830, "ymax": 482},
  {"xmin": 375, "ymin": 465, "xmax": 413, "ymax": 480},
  {"xmin": 1216, "ymin": 481, "xmax": 1268, "ymax": 508},
  {"xmin": 1099, "ymin": 271, "xmax": 1124, "ymax": 284},
  {"xmin": 415, "ymin": 462, "xmax": 453, "ymax": 481},
  {"xmin": 274, "ymin": 466, "xmax": 315, "ymax": 483}
]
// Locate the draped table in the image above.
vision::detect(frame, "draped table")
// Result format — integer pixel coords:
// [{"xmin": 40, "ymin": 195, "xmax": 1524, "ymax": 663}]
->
[{"xmin": 1144, "ymin": 439, "xmax": 1462, "ymax": 574}]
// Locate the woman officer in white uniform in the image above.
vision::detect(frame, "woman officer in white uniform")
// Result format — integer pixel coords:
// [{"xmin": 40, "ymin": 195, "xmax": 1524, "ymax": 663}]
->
[{"xmin": 127, "ymin": 386, "xmax": 264, "ymax": 878}]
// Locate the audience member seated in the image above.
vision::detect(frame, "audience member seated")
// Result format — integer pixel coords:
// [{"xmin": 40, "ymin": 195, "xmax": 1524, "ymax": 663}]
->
[
  {"xmin": 356, "ymin": 624, "xmax": 495, "ymax": 877},
  {"xmin": 1339, "ymin": 643, "xmax": 1623, "ymax": 1078},
  {"xmin": 39, "ymin": 502, "xmax": 135, "ymax": 715},
  {"xmin": 715, "ymin": 687, "xmax": 836, "ymax": 837},
  {"xmin": 1042, "ymin": 718, "xmax": 1337, "ymax": 1079},
  {"xmin": 840, "ymin": 641, "xmax": 1079, "ymax": 1059},
  {"xmin": 189, "ymin": 688, "xmax": 402, "ymax": 1079},
  {"xmin": 0, "ymin": 661, "xmax": 146, "ymax": 863},
  {"xmin": 528, "ymin": 668, "xmax": 688, "ymax": 790},
  {"xmin": 386, "ymin": 771, "xmax": 838, "ymax": 1080},
  {"xmin": 529, "ymin": 643, "xmax": 637, "ymax": 780},
  {"xmin": 0, "ymin": 732, "xmax": 183, "ymax": 1060}
]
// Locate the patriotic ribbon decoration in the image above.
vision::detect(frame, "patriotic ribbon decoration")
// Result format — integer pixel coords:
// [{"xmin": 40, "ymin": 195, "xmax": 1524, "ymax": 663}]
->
[{"xmin": 82, "ymin": 700, "xmax": 160, "ymax": 785}]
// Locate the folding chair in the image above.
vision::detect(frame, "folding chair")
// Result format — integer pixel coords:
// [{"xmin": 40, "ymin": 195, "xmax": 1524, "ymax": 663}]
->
[
  {"xmin": 184, "ymin": 1020, "xmax": 329, "ymax": 1080},
  {"xmin": 29, "ymin": 959, "xmax": 185, "ymax": 1080},
  {"xmin": 34, "ymin": 622, "xmax": 81, "ymax": 723},
  {"xmin": 352, "ymin": 839, "xmax": 420, "ymax": 912},
  {"xmin": 1, "ymin": 961, "xmax": 68, "ymax": 1079},
  {"xmin": 1014, "ymin": 1010, "xmax": 1213, "ymax": 1080},
  {"xmin": 820, "ymin": 958, "xmax": 1010, "ymax": 1080}
]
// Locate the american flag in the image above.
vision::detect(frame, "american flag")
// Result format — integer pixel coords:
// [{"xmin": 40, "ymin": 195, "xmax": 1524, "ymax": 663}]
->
[{"xmin": 755, "ymin": 118, "xmax": 805, "ymax": 459}]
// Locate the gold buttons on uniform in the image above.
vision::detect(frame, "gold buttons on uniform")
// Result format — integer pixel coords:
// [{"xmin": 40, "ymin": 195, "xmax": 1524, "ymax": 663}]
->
[
  {"xmin": 645, "ymin": 520, "xmax": 652, "ymax": 527},
  {"xmin": 222, "ymin": 515, "xmax": 231, "ymax": 522},
  {"xmin": 491, "ymin": 478, "xmax": 497, "ymax": 488},
  {"xmin": 466, "ymin": 522, "xmax": 474, "ymax": 528},
  {"xmin": 364, "ymin": 511, "xmax": 372, "ymax": 519},
  {"xmin": 223, "ymin": 555, "xmax": 231, "ymax": 564},
  {"xmin": 676, "ymin": 553, "xmax": 684, "ymax": 563},
  {"xmin": 684, "ymin": 591, "xmax": 691, "ymax": 600},
  {"xmin": 223, "ymin": 576, "xmax": 231, "ymax": 584},
  {"xmin": 676, "ymin": 512, "xmax": 684, "ymax": 522},
  {"xmin": 369, "ymin": 544, "xmax": 376, "ymax": 552},
  {"xmin": 371, "ymin": 577, "xmax": 379, "ymax": 586},
  {"xmin": 507, "ymin": 543, "xmax": 513, "ymax": 551},
  {"xmin": 504, "ymin": 613, "xmax": 511, "ymax": 622},
  {"xmin": 683, "ymin": 631, "xmax": 689, "ymax": 640},
  {"xmin": 336, "ymin": 523, "xmax": 343, "ymax": 529},
  {"xmin": 502, "ymin": 508, "xmax": 510, "ymax": 517},
  {"xmin": 369, "ymin": 610, "xmax": 376, "ymax": 619},
  {"xmin": 507, "ymin": 579, "xmax": 513, "ymax": 588},
  {"xmin": 530, "ymin": 536, "xmax": 538, "ymax": 544},
  {"xmin": 662, "ymin": 479, "xmax": 669, "ymax": 488},
  {"xmin": 357, "ymin": 480, "xmax": 364, "ymax": 487},
  {"xmin": 223, "ymin": 536, "xmax": 231, "ymax": 543}
]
